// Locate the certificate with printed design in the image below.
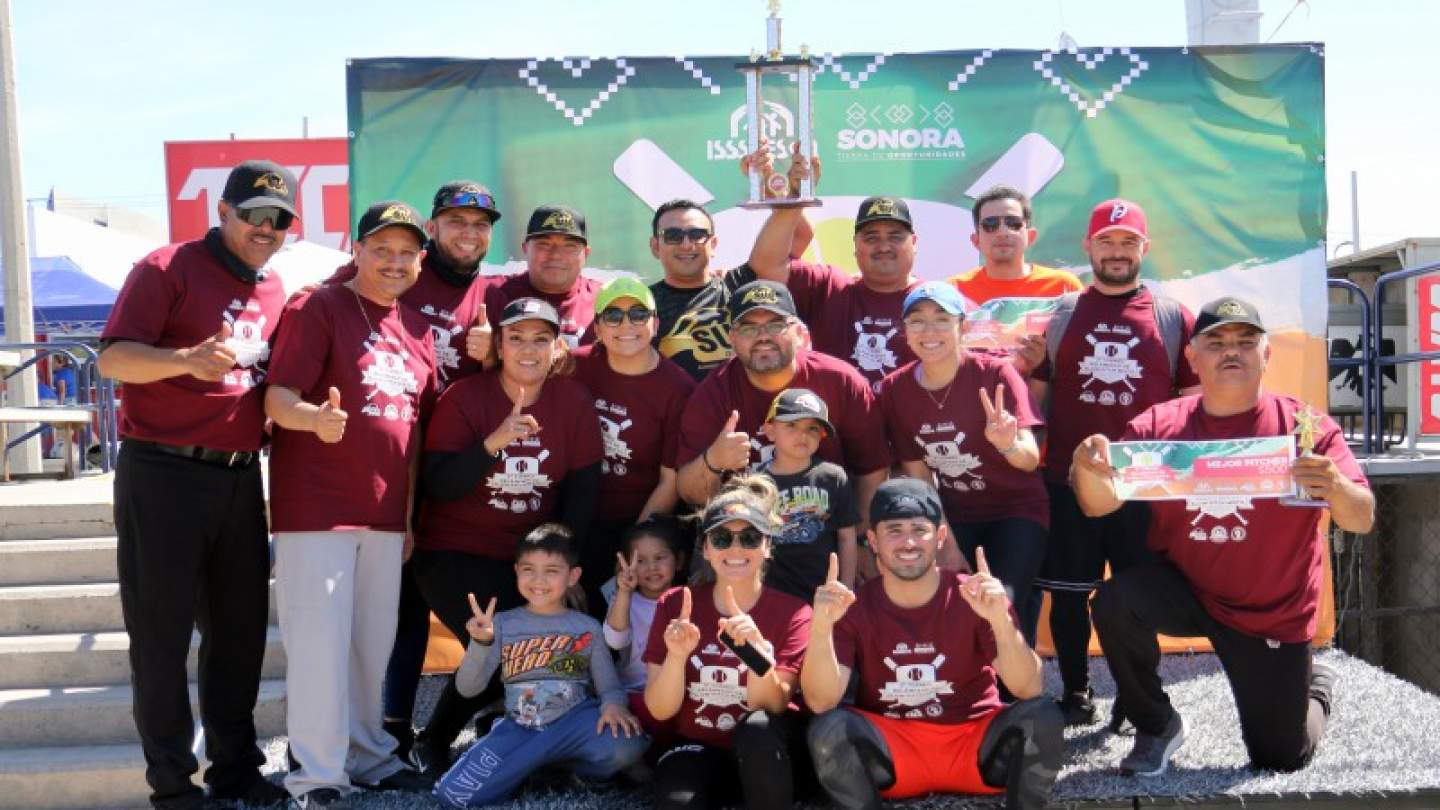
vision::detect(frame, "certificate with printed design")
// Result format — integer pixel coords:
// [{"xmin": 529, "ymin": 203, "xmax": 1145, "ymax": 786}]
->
[
  {"xmin": 959, "ymin": 297, "xmax": 1060, "ymax": 350},
  {"xmin": 1108, "ymin": 438, "xmax": 1297, "ymax": 501}
]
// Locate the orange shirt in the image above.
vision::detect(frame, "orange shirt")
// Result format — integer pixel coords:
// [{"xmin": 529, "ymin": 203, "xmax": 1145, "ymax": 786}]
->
[{"xmin": 946, "ymin": 263, "xmax": 1083, "ymax": 305}]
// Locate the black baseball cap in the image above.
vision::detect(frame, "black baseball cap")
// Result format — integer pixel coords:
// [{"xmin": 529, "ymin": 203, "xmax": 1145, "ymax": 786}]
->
[
  {"xmin": 1194, "ymin": 296, "xmax": 1266, "ymax": 336},
  {"xmin": 701, "ymin": 498, "xmax": 779, "ymax": 536},
  {"xmin": 499, "ymin": 297, "xmax": 561, "ymax": 329},
  {"xmin": 355, "ymin": 200, "xmax": 427, "ymax": 244},
  {"xmin": 728, "ymin": 280, "xmax": 798, "ymax": 323},
  {"xmin": 432, "ymin": 180, "xmax": 501, "ymax": 221},
  {"xmin": 854, "ymin": 196, "xmax": 913, "ymax": 232},
  {"xmin": 766, "ymin": 388, "xmax": 835, "ymax": 437},
  {"xmin": 869, "ymin": 477, "xmax": 943, "ymax": 526},
  {"xmin": 525, "ymin": 204, "xmax": 587, "ymax": 243},
  {"xmin": 221, "ymin": 160, "xmax": 298, "ymax": 216}
]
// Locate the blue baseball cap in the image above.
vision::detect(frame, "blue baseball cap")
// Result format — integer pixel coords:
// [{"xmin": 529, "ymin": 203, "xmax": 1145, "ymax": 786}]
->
[{"xmin": 902, "ymin": 282, "xmax": 973, "ymax": 318}]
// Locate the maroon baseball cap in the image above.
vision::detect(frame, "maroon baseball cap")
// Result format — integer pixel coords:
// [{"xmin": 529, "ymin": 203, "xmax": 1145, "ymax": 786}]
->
[{"xmin": 1087, "ymin": 199, "xmax": 1148, "ymax": 240}]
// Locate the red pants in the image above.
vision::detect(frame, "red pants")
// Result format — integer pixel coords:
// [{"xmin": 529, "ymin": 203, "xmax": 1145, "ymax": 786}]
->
[{"xmin": 851, "ymin": 707, "xmax": 1004, "ymax": 799}]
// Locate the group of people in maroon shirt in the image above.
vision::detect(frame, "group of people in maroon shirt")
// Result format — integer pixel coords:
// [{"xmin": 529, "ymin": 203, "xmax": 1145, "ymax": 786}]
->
[{"xmin": 98, "ymin": 156, "xmax": 1373, "ymax": 810}]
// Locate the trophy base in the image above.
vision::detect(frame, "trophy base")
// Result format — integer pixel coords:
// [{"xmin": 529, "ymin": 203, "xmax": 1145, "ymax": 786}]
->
[
  {"xmin": 1278, "ymin": 496, "xmax": 1329, "ymax": 509},
  {"xmin": 739, "ymin": 197, "xmax": 825, "ymax": 210}
]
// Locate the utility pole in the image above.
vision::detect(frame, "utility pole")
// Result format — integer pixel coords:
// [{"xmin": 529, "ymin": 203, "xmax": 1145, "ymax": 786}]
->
[{"xmin": 0, "ymin": 0, "xmax": 41, "ymax": 474}]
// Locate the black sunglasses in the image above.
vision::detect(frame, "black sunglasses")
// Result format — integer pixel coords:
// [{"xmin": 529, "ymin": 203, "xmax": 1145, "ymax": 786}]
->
[
  {"xmin": 659, "ymin": 227, "xmax": 713, "ymax": 245},
  {"xmin": 708, "ymin": 528, "xmax": 766, "ymax": 550},
  {"xmin": 599, "ymin": 305, "xmax": 653, "ymax": 326},
  {"xmin": 235, "ymin": 206, "xmax": 295, "ymax": 231},
  {"xmin": 979, "ymin": 215, "xmax": 1026, "ymax": 233},
  {"xmin": 441, "ymin": 190, "xmax": 497, "ymax": 210}
]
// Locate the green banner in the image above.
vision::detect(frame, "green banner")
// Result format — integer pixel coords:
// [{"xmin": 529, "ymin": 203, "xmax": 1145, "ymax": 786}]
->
[{"xmin": 347, "ymin": 46, "xmax": 1326, "ymax": 337}]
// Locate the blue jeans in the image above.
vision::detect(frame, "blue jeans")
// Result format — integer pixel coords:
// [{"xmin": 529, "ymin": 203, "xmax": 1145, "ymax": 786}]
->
[{"xmin": 434, "ymin": 699, "xmax": 647, "ymax": 807}]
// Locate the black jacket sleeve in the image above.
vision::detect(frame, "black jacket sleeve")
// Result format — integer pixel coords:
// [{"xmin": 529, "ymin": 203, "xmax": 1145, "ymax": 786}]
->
[
  {"xmin": 422, "ymin": 443, "xmax": 501, "ymax": 502},
  {"xmin": 556, "ymin": 462, "xmax": 603, "ymax": 545}
]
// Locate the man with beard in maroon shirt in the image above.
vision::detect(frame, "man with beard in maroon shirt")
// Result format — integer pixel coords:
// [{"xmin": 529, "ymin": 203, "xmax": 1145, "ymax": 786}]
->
[{"xmin": 481, "ymin": 205, "xmax": 603, "ymax": 346}]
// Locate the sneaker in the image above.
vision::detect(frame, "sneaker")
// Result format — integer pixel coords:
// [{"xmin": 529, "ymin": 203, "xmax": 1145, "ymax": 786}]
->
[
  {"xmin": 207, "ymin": 776, "xmax": 287, "ymax": 807},
  {"xmin": 1057, "ymin": 688, "xmax": 1097, "ymax": 726},
  {"xmin": 405, "ymin": 736, "xmax": 451, "ymax": 776},
  {"xmin": 1119, "ymin": 710, "xmax": 1185, "ymax": 776},
  {"xmin": 384, "ymin": 718, "xmax": 415, "ymax": 761},
  {"xmin": 360, "ymin": 765, "xmax": 434, "ymax": 792},
  {"xmin": 1309, "ymin": 661, "xmax": 1337, "ymax": 719},
  {"xmin": 289, "ymin": 788, "xmax": 350, "ymax": 809}
]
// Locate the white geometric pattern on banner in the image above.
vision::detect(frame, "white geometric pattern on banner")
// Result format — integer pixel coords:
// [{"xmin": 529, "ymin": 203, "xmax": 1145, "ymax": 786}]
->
[
  {"xmin": 674, "ymin": 57, "xmax": 722, "ymax": 95},
  {"xmin": 518, "ymin": 58, "xmax": 638, "ymax": 127},
  {"xmin": 819, "ymin": 52, "xmax": 889, "ymax": 89},
  {"xmin": 1032, "ymin": 47, "xmax": 1148, "ymax": 119},
  {"xmin": 946, "ymin": 50, "xmax": 995, "ymax": 90}
]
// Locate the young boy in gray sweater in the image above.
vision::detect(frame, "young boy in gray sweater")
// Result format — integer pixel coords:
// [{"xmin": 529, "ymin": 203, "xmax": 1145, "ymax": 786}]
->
[{"xmin": 433, "ymin": 524, "xmax": 648, "ymax": 808}]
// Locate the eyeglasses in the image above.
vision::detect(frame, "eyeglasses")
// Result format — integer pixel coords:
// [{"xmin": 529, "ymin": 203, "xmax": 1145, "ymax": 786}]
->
[
  {"xmin": 599, "ymin": 305, "xmax": 653, "ymax": 326},
  {"xmin": 659, "ymin": 227, "xmax": 713, "ymax": 245},
  {"xmin": 979, "ymin": 215, "xmax": 1026, "ymax": 233},
  {"xmin": 441, "ymin": 191, "xmax": 497, "ymax": 210},
  {"xmin": 708, "ymin": 528, "xmax": 766, "ymax": 550},
  {"xmin": 235, "ymin": 206, "xmax": 295, "ymax": 231},
  {"xmin": 734, "ymin": 319, "xmax": 789, "ymax": 340}
]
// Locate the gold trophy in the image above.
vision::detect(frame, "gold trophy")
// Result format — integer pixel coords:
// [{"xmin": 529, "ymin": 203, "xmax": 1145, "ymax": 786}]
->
[
  {"xmin": 1280, "ymin": 404, "xmax": 1328, "ymax": 508},
  {"xmin": 736, "ymin": 0, "xmax": 821, "ymax": 208}
]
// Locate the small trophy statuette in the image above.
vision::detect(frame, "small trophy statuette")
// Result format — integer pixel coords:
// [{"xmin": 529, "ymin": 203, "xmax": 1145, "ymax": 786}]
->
[{"xmin": 1280, "ymin": 404, "xmax": 1328, "ymax": 508}]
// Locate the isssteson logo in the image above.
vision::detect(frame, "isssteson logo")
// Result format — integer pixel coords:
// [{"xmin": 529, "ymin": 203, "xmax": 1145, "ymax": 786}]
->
[
  {"xmin": 707, "ymin": 101, "xmax": 799, "ymax": 161},
  {"xmin": 836, "ymin": 101, "xmax": 965, "ymax": 162}
]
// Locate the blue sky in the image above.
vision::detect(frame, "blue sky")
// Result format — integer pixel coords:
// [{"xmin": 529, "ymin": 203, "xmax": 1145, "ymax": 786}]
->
[{"xmin": 10, "ymin": 0, "xmax": 1436, "ymax": 251}]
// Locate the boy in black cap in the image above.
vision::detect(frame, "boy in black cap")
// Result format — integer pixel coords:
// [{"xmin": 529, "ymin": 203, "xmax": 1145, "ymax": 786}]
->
[
  {"xmin": 98, "ymin": 158, "xmax": 299, "ymax": 809},
  {"xmin": 483, "ymin": 204, "xmax": 603, "ymax": 347},
  {"xmin": 758, "ymin": 388, "xmax": 860, "ymax": 600},
  {"xmin": 802, "ymin": 477, "xmax": 1063, "ymax": 810}
]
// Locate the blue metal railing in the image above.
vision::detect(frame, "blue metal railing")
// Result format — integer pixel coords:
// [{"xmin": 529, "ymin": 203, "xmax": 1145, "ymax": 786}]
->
[
  {"xmin": 1328, "ymin": 278, "xmax": 1373, "ymax": 455},
  {"xmin": 1371, "ymin": 259, "xmax": 1440, "ymax": 452},
  {"xmin": 0, "ymin": 341, "xmax": 118, "ymax": 472}
]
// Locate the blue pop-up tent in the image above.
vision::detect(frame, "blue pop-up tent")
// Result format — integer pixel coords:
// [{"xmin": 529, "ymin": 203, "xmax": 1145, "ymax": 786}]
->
[{"xmin": 1, "ymin": 256, "xmax": 119, "ymax": 332}]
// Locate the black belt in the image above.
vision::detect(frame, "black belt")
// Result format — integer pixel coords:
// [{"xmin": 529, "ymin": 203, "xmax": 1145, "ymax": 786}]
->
[{"xmin": 135, "ymin": 440, "xmax": 258, "ymax": 469}]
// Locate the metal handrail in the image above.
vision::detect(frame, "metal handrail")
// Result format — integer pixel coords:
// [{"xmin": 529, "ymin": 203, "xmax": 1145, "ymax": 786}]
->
[
  {"xmin": 1372, "ymin": 259, "xmax": 1440, "ymax": 452},
  {"xmin": 1328, "ymin": 278, "xmax": 1373, "ymax": 454},
  {"xmin": 0, "ymin": 341, "xmax": 116, "ymax": 472}
]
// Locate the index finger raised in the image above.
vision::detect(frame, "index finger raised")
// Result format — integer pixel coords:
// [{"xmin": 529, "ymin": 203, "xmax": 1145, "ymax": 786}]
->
[
  {"xmin": 679, "ymin": 586, "xmax": 692, "ymax": 622},
  {"xmin": 993, "ymin": 383, "xmax": 1007, "ymax": 412},
  {"xmin": 978, "ymin": 386, "xmax": 996, "ymax": 418},
  {"xmin": 467, "ymin": 592, "xmax": 483, "ymax": 618},
  {"xmin": 975, "ymin": 546, "xmax": 992, "ymax": 577},
  {"xmin": 825, "ymin": 552, "xmax": 839, "ymax": 585},
  {"xmin": 512, "ymin": 388, "xmax": 526, "ymax": 415}
]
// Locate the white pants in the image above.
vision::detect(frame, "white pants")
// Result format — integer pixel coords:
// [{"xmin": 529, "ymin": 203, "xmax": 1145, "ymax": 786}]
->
[{"xmin": 275, "ymin": 530, "xmax": 406, "ymax": 797}]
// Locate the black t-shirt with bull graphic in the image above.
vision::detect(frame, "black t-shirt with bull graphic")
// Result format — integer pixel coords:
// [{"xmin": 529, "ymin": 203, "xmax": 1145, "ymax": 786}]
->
[
  {"xmin": 759, "ymin": 460, "xmax": 860, "ymax": 601},
  {"xmin": 650, "ymin": 264, "xmax": 755, "ymax": 382}
]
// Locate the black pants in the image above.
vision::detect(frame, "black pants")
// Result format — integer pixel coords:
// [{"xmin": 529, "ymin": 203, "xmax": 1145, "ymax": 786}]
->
[
  {"xmin": 951, "ymin": 517, "xmax": 1048, "ymax": 648},
  {"xmin": 1091, "ymin": 561, "xmax": 1327, "ymax": 771},
  {"xmin": 653, "ymin": 712, "xmax": 816, "ymax": 810},
  {"xmin": 381, "ymin": 561, "xmax": 432, "ymax": 723},
  {"xmin": 807, "ymin": 698, "xmax": 1063, "ymax": 810},
  {"xmin": 578, "ymin": 520, "xmax": 627, "ymax": 621},
  {"xmin": 115, "ymin": 442, "xmax": 270, "ymax": 809},
  {"xmin": 410, "ymin": 549, "xmax": 524, "ymax": 749}
]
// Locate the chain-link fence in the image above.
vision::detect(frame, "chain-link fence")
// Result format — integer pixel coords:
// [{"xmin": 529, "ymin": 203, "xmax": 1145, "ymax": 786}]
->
[{"xmin": 1333, "ymin": 475, "xmax": 1440, "ymax": 694}]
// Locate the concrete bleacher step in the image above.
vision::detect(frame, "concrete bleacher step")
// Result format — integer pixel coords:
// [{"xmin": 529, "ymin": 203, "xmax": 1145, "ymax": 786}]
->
[
  {"xmin": 0, "ymin": 537, "xmax": 117, "ymax": 586},
  {"xmin": 0, "ymin": 500, "xmax": 113, "ymax": 542},
  {"xmin": 0, "ymin": 582, "xmax": 280, "ymax": 635},
  {"xmin": 0, "ymin": 743, "xmax": 150, "ymax": 810},
  {"xmin": 0, "ymin": 679, "xmax": 286, "ymax": 749},
  {"xmin": 0, "ymin": 627, "xmax": 287, "ymax": 689}
]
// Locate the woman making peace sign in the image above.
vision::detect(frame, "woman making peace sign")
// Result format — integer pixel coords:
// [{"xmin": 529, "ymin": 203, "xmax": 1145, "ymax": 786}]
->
[{"xmin": 876, "ymin": 282, "xmax": 1049, "ymax": 643}]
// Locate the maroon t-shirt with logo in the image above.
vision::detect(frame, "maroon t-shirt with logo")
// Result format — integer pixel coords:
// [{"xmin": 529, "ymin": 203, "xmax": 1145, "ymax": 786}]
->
[
  {"xmin": 572, "ymin": 345, "xmax": 696, "ymax": 525},
  {"xmin": 1033, "ymin": 287, "xmax": 1199, "ymax": 483},
  {"xmin": 785, "ymin": 261, "xmax": 920, "ymax": 391},
  {"xmin": 834, "ymin": 573, "xmax": 1003, "ymax": 724},
  {"xmin": 1122, "ymin": 393, "xmax": 1368, "ymax": 642},
  {"xmin": 101, "ymin": 240, "xmax": 286, "ymax": 451},
  {"xmin": 327, "ymin": 257, "xmax": 491, "ymax": 387},
  {"xmin": 677, "ymin": 349, "xmax": 889, "ymax": 476},
  {"xmin": 879, "ymin": 356, "xmax": 1049, "ymax": 528},
  {"xmin": 643, "ymin": 583, "xmax": 811, "ymax": 748},
  {"xmin": 483, "ymin": 272, "xmax": 600, "ymax": 347},
  {"xmin": 266, "ymin": 283, "xmax": 439, "ymax": 532},
  {"xmin": 418, "ymin": 372, "xmax": 603, "ymax": 559}
]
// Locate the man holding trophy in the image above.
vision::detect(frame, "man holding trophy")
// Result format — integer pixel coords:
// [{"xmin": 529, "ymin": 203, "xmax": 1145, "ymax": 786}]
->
[{"xmin": 1070, "ymin": 296, "xmax": 1374, "ymax": 777}]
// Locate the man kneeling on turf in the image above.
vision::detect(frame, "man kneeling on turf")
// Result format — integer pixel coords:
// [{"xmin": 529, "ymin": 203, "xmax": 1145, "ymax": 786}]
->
[
  {"xmin": 801, "ymin": 478, "xmax": 1063, "ymax": 810},
  {"xmin": 434, "ymin": 524, "xmax": 648, "ymax": 807}
]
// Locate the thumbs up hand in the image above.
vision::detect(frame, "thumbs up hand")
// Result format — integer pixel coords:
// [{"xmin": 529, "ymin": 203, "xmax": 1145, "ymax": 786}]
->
[
  {"xmin": 182, "ymin": 322, "xmax": 239, "ymax": 381},
  {"xmin": 465, "ymin": 304, "xmax": 493, "ymax": 364},
  {"xmin": 811, "ymin": 552, "xmax": 856, "ymax": 628},
  {"xmin": 314, "ymin": 386, "xmax": 348, "ymax": 443},
  {"xmin": 706, "ymin": 410, "xmax": 752, "ymax": 473}
]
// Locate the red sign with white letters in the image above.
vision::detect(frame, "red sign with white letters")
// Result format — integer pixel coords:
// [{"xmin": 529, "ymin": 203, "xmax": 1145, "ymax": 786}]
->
[
  {"xmin": 1419, "ymin": 276, "xmax": 1440, "ymax": 435},
  {"xmin": 164, "ymin": 138, "xmax": 351, "ymax": 251}
]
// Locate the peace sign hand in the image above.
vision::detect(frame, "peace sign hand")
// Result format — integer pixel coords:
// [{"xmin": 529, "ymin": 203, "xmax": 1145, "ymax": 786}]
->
[
  {"xmin": 615, "ymin": 550, "xmax": 639, "ymax": 595},
  {"xmin": 812, "ymin": 552, "xmax": 856, "ymax": 628},
  {"xmin": 959, "ymin": 547, "xmax": 1011, "ymax": 627},
  {"xmin": 663, "ymin": 587, "xmax": 702, "ymax": 658},
  {"xmin": 465, "ymin": 592, "xmax": 499, "ymax": 645},
  {"xmin": 979, "ymin": 383, "xmax": 1019, "ymax": 452}
]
